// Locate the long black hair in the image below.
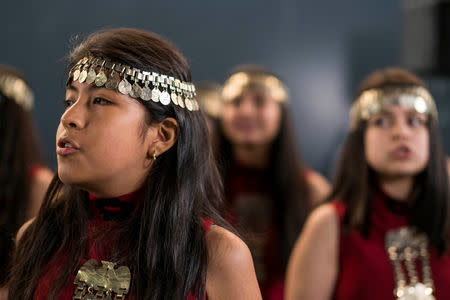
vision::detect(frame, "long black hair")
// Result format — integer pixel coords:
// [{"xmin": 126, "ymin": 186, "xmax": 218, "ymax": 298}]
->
[
  {"xmin": 8, "ymin": 28, "xmax": 230, "ymax": 299},
  {"xmin": 0, "ymin": 65, "xmax": 43, "ymax": 286},
  {"xmin": 329, "ymin": 68, "xmax": 450, "ymax": 253},
  {"xmin": 215, "ymin": 66, "xmax": 313, "ymax": 270}
]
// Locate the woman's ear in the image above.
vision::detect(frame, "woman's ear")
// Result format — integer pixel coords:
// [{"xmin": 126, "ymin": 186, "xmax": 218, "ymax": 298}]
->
[{"xmin": 148, "ymin": 117, "xmax": 179, "ymax": 158}]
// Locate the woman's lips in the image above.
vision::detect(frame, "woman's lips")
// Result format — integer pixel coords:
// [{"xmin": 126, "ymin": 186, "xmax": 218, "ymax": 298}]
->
[
  {"xmin": 232, "ymin": 120, "xmax": 260, "ymax": 131},
  {"xmin": 56, "ymin": 146, "xmax": 79, "ymax": 156},
  {"xmin": 391, "ymin": 145, "xmax": 412, "ymax": 159},
  {"xmin": 56, "ymin": 138, "xmax": 80, "ymax": 156}
]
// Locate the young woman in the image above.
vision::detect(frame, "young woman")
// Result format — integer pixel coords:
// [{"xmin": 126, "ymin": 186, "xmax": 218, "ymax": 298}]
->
[
  {"xmin": 285, "ymin": 68, "xmax": 450, "ymax": 300},
  {"xmin": 0, "ymin": 65, "xmax": 53, "ymax": 299},
  {"xmin": 195, "ymin": 81, "xmax": 222, "ymax": 136},
  {"xmin": 215, "ymin": 65, "xmax": 330, "ymax": 300},
  {"xmin": 7, "ymin": 28, "xmax": 261, "ymax": 300}
]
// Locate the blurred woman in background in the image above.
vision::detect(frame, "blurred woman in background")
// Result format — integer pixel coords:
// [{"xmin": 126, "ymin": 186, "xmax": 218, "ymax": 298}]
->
[
  {"xmin": 215, "ymin": 65, "xmax": 330, "ymax": 300},
  {"xmin": 195, "ymin": 81, "xmax": 223, "ymax": 136},
  {"xmin": 0, "ymin": 65, "xmax": 52, "ymax": 299},
  {"xmin": 286, "ymin": 68, "xmax": 450, "ymax": 300}
]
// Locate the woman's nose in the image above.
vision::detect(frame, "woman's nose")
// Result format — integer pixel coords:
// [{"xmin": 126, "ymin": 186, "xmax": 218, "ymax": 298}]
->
[{"xmin": 60, "ymin": 101, "xmax": 87, "ymax": 130}]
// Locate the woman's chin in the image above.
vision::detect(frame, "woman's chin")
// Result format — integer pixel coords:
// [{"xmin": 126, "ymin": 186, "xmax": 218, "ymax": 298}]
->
[{"xmin": 57, "ymin": 170, "xmax": 84, "ymax": 186}]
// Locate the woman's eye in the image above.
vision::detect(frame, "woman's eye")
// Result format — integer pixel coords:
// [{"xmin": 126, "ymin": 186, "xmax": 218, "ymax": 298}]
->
[
  {"xmin": 64, "ymin": 99, "xmax": 75, "ymax": 109},
  {"xmin": 93, "ymin": 97, "xmax": 111, "ymax": 105},
  {"xmin": 409, "ymin": 116, "xmax": 426, "ymax": 127},
  {"xmin": 373, "ymin": 116, "xmax": 390, "ymax": 127}
]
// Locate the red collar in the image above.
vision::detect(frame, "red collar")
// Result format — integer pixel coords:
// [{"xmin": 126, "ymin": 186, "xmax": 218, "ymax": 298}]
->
[{"xmin": 88, "ymin": 188, "xmax": 145, "ymax": 220}]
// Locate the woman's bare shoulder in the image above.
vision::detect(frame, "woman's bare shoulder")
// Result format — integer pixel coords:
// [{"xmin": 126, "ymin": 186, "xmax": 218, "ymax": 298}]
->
[
  {"xmin": 305, "ymin": 170, "xmax": 331, "ymax": 206},
  {"xmin": 16, "ymin": 217, "xmax": 35, "ymax": 244},
  {"xmin": 205, "ymin": 225, "xmax": 262, "ymax": 299}
]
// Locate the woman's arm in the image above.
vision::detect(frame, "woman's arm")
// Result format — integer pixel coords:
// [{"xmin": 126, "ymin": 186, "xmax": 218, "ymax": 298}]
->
[
  {"xmin": 285, "ymin": 203, "xmax": 339, "ymax": 300},
  {"xmin": 205, "ymin": 226, "xmax": 262, "ymax": 300},
  {"xmin": 307, "ymin": 170, "xmax": 331, "ymax": 207},
  {"xmin": 15, "ymin": 218, "xmax": 35, "ymax": 245}
]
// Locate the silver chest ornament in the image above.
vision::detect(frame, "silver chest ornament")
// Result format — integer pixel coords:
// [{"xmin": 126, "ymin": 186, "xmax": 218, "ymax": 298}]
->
[{"xmin": 72, "ymin": 259, "xmax": 131, "ymax": 300}]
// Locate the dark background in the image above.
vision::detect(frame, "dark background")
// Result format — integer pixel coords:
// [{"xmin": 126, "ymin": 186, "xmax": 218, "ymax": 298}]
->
[{"xmin": 1, "ymin": 0, "xmax": 448, "ymax": 177}]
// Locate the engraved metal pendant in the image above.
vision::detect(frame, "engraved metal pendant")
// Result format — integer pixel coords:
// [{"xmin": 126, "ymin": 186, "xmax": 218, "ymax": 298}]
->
[
  {"xmin": 386, "ymin": 227, "xmax": 435, "ymax": 300},
  {"xmin": 118, "ymin": 79, "xmax": 132, "ymax": 95},
  {"xmin": 105, "ymin": 77, "xmax": 119, "ymax": 90},
  {"xmin": 95, "ymin": 71, "xmax": 108, "ymax": 87},
  {"xmin": 151, "ymin": 87, "xmax": 160, "ymax": 102},
  {"xmin": 73, "ymin": 259, "xmax": 131, "ymax": 300},
  {"xmin": 79, "ymin": 69, "xmax": 88, "ymax": 83},
  {"xmin": 185, "ymin": 98, "xmax": 193, "ymax": 111},
  {"xmin": 396, "ymin": 283, "xmax": 436, "ymax": 300},
  {"xmin": 171, "ymin": 92, "xmax": 178, "ymax": 105},
  {"xmin": 86, "ymin": 68, "xmax": 97, "ymax": 85},
  {"xmin": 73, "ymin": 69, "xmax": 81, "ymax": 82},
  {"xmin": 130, "ymin": 83, "xmax": 142, "ymax": 99},
  {"xmin": 159, "ymin": 91, "xmax": 171, "ymax": 105},
  {"xmin": 178, "ymin": 95, "xmax": 185, "ymax": 108},
  {"xmin": 141, "ymin": 85, "xmax": 152, "ymax": 101}
]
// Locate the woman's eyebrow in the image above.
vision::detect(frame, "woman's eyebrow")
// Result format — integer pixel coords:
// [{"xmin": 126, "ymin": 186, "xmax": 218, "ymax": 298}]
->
[
  {"xmin": 66, "ymin": 83, "xmax": 78, "ymax": 92},
  {"xmin": 375, "ymin": 109, "xmax": 393, "ymax": 117},
  {"xmin": 66, "ymin": 83, "xmax": 104, "ymax": 93}
]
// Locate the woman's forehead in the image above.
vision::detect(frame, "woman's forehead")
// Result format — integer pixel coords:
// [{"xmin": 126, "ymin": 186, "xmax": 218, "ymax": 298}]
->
[
  {"xmin": 375, "ymin": 105, "xmax": 426, "ymax": 116},
  {"xmin": 238, "ymin": 87, "xmax": 273, "ymax": 100}
]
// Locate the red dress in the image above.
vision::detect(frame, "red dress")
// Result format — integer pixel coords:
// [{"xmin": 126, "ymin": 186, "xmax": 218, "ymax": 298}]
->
[
  {"xmin": 332, "ymin": 188, "xmax": 450, "ymax": 300},
  {"xmin": 225, "ymin": 161, "xmax": 298, "ymax": 300},
  {"xmin": 33, "ymin": 191, "xmax": 212, "ymax": 299}
]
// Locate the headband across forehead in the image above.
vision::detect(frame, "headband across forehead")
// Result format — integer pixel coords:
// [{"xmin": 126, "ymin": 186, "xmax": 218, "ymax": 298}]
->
[
  {"xmin": 0, "ymin": 73, "xmax": 34, "ymax": 110},
  {"xmin": 67, "ymin": 56, "xmax": 199, "ymax": 111},
  {"xmin": 221, "ymin": 71, "xmax": 288, "ymax": 103},
  {"xmin": 349, "ymin": 86, "xmax": 437, "ymax": 130}
]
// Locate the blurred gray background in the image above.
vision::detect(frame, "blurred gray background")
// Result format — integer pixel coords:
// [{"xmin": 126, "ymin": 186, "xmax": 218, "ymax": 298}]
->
[{"xmin": 1, "ymin": 0, "xmax": 449, "ymax": 177}]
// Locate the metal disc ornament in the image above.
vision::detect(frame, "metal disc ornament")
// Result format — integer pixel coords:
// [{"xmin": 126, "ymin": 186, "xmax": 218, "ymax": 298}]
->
[
  {"xmin": 130, "ymin": 83, "xmax": 142, "ymax": 99},
  {"xmin": 86, "ymin": 69, "xmax": 96, "ymax": 84},
  {"xmin": 95, "ymin": 71, "xmax": 107, "ymax": 87},
  {"xmin": 171, "ymin": 92, "xmax": 178, "ymax": 105},
  {"xmin": 105, "ymin": 77, "xmax": 119, "ymax": 90},
  {"xmin": 72, "ymin": 69, "xmax": 81, "ymax": 82},
  {"xmin": 178, "ymin": 95, "xmax": 185, "ymax": 108},
  {"xmin": 141, "ymin": 86, "xmax": 152, "ymax": 101},
  {"xmin": 185, "ymin": 98, "xmax": 193, "ymax": 111},
  {"xmin": 159, "ymin": 91, "xmax": 171, "ymax": 105},
  {"xmin": 118, "ymin": 79, "xmax": 132, "ymax": 95},
  {"xmin": 79, "ymin": 70, "xmax": 88, "ymax": 83},
  {"xmin": 151, "ymin": 87, "xmax": 160, "ymax": 102}
]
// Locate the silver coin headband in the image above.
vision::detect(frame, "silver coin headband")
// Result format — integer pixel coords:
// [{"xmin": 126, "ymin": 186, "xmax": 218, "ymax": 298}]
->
[
  {"xmin": 221, "ymin": 71, "xmax": 288, "ymax": 104},
  {"xmin": 0, "ymin": 74, "xmax": 34, "ymax": 110},
  {"xmin": 349, "ymin": 86, "xmax": 437, "ymax": 130},
  {"xmin": 67, "ymin": 56, "xmax": 199, "ymax": 111}
]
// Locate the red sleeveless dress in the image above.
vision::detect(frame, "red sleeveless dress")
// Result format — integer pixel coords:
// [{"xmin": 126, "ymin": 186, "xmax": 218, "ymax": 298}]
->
[
  {"xmin": 225, "ymin": 161, "xmax": 311, "ymax": 300},
  {"xmin": 33, "ymin": 191, "xmax": 212, "ymax": 299},
  {"xmin": 332, "ymin": 188, "xmax": 450, "ymax": 300}
]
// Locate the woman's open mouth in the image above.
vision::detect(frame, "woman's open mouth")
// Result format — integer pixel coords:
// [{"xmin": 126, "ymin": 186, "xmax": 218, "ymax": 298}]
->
[{"xmin": 56, "ymin": 138, "xmax": 80, "ymax": 156}]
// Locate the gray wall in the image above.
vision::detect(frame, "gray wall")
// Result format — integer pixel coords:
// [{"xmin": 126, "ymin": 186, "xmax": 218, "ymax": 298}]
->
[{"xmin": 3, "ymin": 0, "xmax": 445, "ymax": 176}]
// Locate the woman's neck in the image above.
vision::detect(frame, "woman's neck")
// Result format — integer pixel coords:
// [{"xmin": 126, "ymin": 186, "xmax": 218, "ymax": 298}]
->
[
  {"xmin": 232, "ymin": 144, "xmax": 271, "ymax": 169},
  {"xmin": 377, "ymin": 175, "xmax": 414, "ymax": 202},
  {"xmin": 82, "ymin": 176, "xmax": 146, "ymax": 199}
]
